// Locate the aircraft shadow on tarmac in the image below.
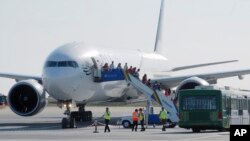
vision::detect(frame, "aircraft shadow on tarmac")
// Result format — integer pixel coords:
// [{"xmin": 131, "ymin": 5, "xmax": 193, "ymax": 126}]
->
[
  {"xmin": 0, "ymin": 118, "xmax": 119, "ymax": 131},
  {"xmin": 0, "ymin": 121, "xmax": 94, "ymax": 131}
]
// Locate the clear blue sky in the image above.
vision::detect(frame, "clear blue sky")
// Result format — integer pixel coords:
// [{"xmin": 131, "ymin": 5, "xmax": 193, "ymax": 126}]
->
[{"xmin": 0, "ymin": 0, "xmax": 250, "ymax": 94}]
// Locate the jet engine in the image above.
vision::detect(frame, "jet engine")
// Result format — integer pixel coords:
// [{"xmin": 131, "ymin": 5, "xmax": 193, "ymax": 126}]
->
[
  {"xmin": 176, "ymin": 77, "xmax": 210, "ymax": 94},
  {"xmin": 8, "ymin": 80, "xmax": 47, "ymax": 116}
]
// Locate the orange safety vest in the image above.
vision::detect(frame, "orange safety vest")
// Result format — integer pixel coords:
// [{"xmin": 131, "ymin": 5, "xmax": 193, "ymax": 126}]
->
[{"xmin": 132, "ymin": 112, "xmax": 139, "ymax": 121}]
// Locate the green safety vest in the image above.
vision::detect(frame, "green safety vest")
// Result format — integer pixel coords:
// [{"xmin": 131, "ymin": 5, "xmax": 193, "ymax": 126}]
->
[
  {"xmin": 159, "ymin": 111, "xmax": 167, "ymax": 120},
  {"xmin": 139, "ymin": 113, "xmax": 145, "ymax": 121},
  {"xmin": 104, "ymin": 111, "xmax": 111, "ymax": 120}
]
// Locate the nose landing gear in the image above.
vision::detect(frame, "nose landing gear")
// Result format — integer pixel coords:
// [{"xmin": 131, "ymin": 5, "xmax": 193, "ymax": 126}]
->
[
  {"xmin": 60, "ymin": 101, "xmax": 92, "ymax": 129},
  {"xmin": 62, "ymin": 102, "xmax": 76, "ymax": 129}
]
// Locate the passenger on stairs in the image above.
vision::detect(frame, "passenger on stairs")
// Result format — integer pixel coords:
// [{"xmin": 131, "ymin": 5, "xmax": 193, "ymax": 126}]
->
[
  {"xmin": 128, "ymin": 66, "xmax": 133, "ymax": 73},
  {"xmin": 164, "ymin": 88, "xmax": 172, "ymax": 100},
  {"xmin": 142, "ymin": 74, "xmax": 147, "ymax": 84},
  {"xmin": 123, "ymin": 63, "xmax": 128, "ymax": 70},
  {"xmin": 157, "ymin": 83, "xmax": 162, "ymax": 91},
  {"xmin": 103, "ymin": 63, "xmax": 109, "ymax": 71},
  {"xmin": 109, "ymin": 61, "xmax": 114, "ymax": 71},
  {"xmin": 117, "ymin": 63, "xmax": 122, "ymax": 70},
  {"xmin": 164, "ymin": 88, "xmax": 171, "ymax": 97},
  {"xmin": 146, "ymin": 79, "xmax": 151, "ymax": 87},
  {"xmin": 132, "ymin": 67, "xmax": 137, "ymax": 75},
  {"xmin": 153, "ymin": 81, "xmax": 158, "ymax": 90},
  {"xmin": 134, "ymin": 69, "xmax": 140, "ymax": 79}
]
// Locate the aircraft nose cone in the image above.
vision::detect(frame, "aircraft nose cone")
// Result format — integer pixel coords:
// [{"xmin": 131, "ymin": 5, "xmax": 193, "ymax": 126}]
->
[{"xmin": 42, "ymin": 68, "xmax": 81, "ymax": 100}]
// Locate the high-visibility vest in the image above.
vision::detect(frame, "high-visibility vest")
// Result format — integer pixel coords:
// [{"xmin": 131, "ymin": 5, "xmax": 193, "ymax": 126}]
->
[
  {"xmin": 159, "ymin": 110, "xmax": 167, "ymax": 120},
  {"xmin": 132, "ymin": 112, "xmax": 139, "ymax": 121},
  {"xmin": 104, "ymin": 111, "xmax": 111, "ymax": 120},
  {"xmin": 139, "ymin": 113, "xmax": 145, "ymax": 121}
]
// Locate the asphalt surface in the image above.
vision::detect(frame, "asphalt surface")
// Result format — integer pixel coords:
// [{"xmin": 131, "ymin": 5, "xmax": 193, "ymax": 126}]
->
[{"xmin": 0, "ymin": 106, "xmax": 229, "ymax": 141}]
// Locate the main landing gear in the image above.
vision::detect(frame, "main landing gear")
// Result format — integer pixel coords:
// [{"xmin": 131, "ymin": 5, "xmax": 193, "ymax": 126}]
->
[{"xmin": 61, "ymin": 101, "xmax": 92, "ymax": 129}]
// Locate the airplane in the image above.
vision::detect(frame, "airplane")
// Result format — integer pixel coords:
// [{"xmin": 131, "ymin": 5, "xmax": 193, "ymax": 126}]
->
[{"xmin": 1, "ymin": 0, "xmax": 250, "ymax": 128}]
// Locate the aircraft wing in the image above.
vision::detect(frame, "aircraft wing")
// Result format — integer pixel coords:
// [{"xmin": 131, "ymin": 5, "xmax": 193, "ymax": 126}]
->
[
  {"xmin": 0, "ymin": 73, "xmax": 41, "ymax": 83},
  {"xmin": 169, "ymin": 60, "xmax": 238, "ymax": 71},
  {"xmin": 152, "ymin": 69, "xmax": 250, "ymax": 88}
]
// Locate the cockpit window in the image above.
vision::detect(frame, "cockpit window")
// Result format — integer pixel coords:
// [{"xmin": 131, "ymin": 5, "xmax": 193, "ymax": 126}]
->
[
  {"xmin": 46, "ymin": 61, "xmax": 57, "ymax": 67},
  {"xmin": 46, "ymin": 61, "xmax": 78, "ymax": 68},
  {"xmin": 58, "ymin": 61, "xmax": 67, "ymax": 67},
  {"xmin": 68, "ymin": 61, "xmax": 79, "ymax": 68}
]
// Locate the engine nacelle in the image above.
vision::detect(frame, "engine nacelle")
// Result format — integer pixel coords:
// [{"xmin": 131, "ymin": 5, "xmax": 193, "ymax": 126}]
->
[
  {"xmin": 176, "ymin": 77, "xmax": 209, "ymax": 94},
  {"xmin": 8, "ymin": 79, "xmax": 47, "ymax": 116}
]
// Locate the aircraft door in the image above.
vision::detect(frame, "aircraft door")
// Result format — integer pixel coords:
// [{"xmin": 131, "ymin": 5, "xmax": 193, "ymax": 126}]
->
[
  {"xmin": 226, "ymin": 97, "xmax": 231, "ymax": 127},
  {"xmin": 239, "ymin": 99, "xmax": 243, "ymax": 124},
  {"xmin": 242, "ymin": 99, "xmax": 249, "ymax": 125},
  {"xmin": 91, "ymin": 57, "xmax": 102, "ymax": 82}
]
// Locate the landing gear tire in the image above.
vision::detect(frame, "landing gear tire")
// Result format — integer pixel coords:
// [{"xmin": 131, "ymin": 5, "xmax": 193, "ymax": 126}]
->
[
  {"xmin": 62, "ymin": 117, "xmax": 76, "ymax": 129},
  {"xmin": 71, "ymin": 111, "xmax": 92, "ymax": 122},
  {"xmin": 60, "ymin": 102, "xmax": 92, "ymax": 129},
  {"xmin": 192, "ymin": 128, "xmax": 200, "ymax": 133},
  {"xmin": 69, "ymin": 118, "xmax": 76, "ymax": 128},
  {"xmin": 62, "ymin": 118, "xmax": 68, "ymax": 129},
  {"xmin": 217, "ymin": 129, "xmax": 223, "ymax": 132},
  {"xmin": 166, "ymin": 119, "xmax": 176, "ymax": 128}
]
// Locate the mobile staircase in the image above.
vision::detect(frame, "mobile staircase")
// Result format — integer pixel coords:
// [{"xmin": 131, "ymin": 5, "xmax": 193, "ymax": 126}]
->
[
  {"xmin": 93, "ymin": 67, "xmax": 179, "ymax": 125},
  {"xmin": 123, "ymin": 71, "xmax": 179, "ymax": 125}
]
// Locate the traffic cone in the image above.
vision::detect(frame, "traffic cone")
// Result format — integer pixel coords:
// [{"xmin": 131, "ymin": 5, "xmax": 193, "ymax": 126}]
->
[{"xmin": 93, "ymin": 120, "xmax": 99, "ymax": 133}]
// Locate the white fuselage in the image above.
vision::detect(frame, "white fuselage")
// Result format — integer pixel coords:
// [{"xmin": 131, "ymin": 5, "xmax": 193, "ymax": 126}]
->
[{"xmin": 42, "ymin": 42, "xmax": 170, "ymax": 104}]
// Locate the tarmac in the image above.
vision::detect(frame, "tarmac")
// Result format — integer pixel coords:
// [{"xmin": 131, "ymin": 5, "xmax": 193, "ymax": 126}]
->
[{"xmin": 0, "ymin": 106, "xmax": 229, "ymax": 141}]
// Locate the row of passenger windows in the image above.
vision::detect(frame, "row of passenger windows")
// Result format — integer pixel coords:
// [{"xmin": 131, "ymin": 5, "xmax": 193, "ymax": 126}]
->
[
  {"xmin": 45, "ymin": 61, "xmax": 79, "ymax": 68},
  {"xmin": 224, "ymin": 97, "xmax": 250, "ymax": 111},
  {"xmin": 182, "ymin": 96, "xmax": 217, "ymax": 110}
]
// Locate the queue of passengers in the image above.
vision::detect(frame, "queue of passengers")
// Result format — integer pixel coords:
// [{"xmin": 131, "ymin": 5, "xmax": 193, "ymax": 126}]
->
[
  {"xmin": 142, "ymin": 73, "xmax": 173, "ymax": 99},
  {"xmin": 101, "ymin": 62, "xmax": 174, "ymax": 104},
  {"xmin": 101, "ymin": 62, "xmax": 164, "ymax": 92},
  {"xmin": 142, "ymin": 74, "xmax": 163, "ymax": 91},
  {"xmin": 102, "ymin": 61, "xmax": 123, "ymax": 71},
  {"xmin": 102, "ymin": 61, "xmax": 140, "ymax": 78}
]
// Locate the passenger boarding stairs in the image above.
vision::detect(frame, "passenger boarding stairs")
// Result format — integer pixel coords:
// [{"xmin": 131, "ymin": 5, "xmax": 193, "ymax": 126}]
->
[
  {"xmin": 123, "ymin": 71, "xmax": 179, "ymax": 123},
  {"xmin": 92, "ymin": 66, "xmax": 179, "ymax": 123}
]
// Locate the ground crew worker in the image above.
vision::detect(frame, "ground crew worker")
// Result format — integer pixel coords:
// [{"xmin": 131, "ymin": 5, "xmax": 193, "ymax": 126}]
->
[
  {"xmin": 159, "ymin": 107, "xmax": 167, "ymax": 131},
  {"xmin": 139, "ymin": 108, "xmax": 146, "ymax": 131},
  {"xmin": 104, "ymin": 107, "xmax": 111, "ymax": 132},
  {"xmin": 132, "ymin": 109, "xmax": 139, "ymax": 132}
]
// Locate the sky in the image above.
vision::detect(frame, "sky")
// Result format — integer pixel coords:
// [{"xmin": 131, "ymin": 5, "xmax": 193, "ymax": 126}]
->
[{"xmin": 0, "ymin": 0, "xmax": 250, "ymax": 94}]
